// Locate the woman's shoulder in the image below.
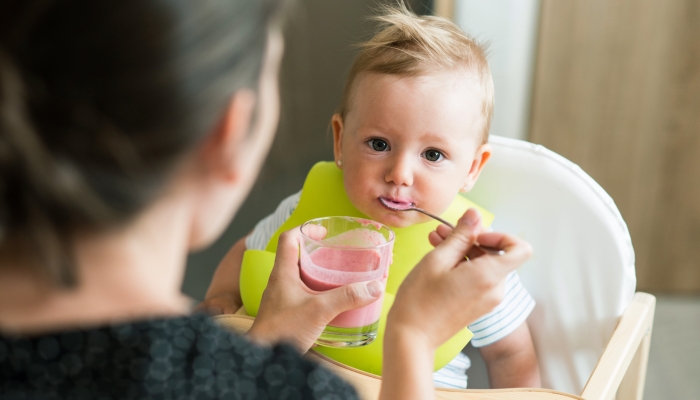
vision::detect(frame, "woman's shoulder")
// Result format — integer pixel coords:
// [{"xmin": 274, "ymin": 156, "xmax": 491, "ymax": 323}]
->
[{"xmin": 0, "ymin": 314, "xmax": 358, "ymax": 399}]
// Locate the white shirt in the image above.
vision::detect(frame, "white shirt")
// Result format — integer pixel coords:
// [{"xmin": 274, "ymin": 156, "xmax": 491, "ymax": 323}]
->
[{"xmin": 247, "ymin": 191, "xmax": 536, "ymax": 389}]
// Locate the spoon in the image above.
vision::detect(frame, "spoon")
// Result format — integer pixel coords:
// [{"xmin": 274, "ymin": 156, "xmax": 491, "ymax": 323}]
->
[{"xmin": 379, "ymin": 197, "xmax": 505, "ymax": 256}]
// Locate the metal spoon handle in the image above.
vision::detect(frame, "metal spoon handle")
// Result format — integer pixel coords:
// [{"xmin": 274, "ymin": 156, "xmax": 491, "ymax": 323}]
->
[
  {"xmin": 413, "ymin": 207, "xmax": 505, "ymax": 256},
  {"xmin": 472, "ymin": 244, "xmax": 506, "ymax": 256},
  {"xmin": 413, "ymin": 207, "xmax": 455, "ymax": 229}
]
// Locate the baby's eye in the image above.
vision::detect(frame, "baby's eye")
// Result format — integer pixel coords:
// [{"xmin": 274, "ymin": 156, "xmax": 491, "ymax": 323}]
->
[
  {"xmin": 423, "ymin": 149, "xmax": 444, "ymax": 162},
  {"xmin": 368, "ymin": 139, "xmax": 389, "ymax": 152}
]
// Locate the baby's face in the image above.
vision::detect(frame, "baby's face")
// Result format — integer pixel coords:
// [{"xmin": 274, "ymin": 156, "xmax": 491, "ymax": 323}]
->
[{"xmin": 333, "ymin": 70, "xmax": 491, "ymax": 228}]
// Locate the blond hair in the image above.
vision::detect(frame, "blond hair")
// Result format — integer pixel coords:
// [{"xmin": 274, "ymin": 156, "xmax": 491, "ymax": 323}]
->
[{"xmin": 337, "ymin": 5, "xmax": 494, "ymax": 143}]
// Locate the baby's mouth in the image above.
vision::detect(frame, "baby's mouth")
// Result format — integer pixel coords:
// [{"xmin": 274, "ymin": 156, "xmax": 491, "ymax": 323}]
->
[{"xmin": 379, "ymin": 197, "xmax": 415, "ymax": 211}]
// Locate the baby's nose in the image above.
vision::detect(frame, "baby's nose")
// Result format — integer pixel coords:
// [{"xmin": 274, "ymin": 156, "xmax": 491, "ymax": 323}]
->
[{"xmin": 384, "ymin": 157, "xmax": 414, "ymax": 186}]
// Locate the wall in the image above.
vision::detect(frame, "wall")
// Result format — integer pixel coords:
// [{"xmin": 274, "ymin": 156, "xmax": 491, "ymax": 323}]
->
[
  {"xmin": 530, "ymin": 0, "xmax": 700, "ymax": 292},
  {"xmin": 452, "ymin": 0, "xmax": 541, "ymax": 140}
]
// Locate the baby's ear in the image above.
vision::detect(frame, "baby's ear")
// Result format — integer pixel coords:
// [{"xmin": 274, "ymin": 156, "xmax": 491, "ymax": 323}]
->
[
  {"xmin": 331, "ymin": 114, "xmax": 345, "ymax": 168},
  {"xmin": 459, "ymin": 181, "xmax": 474, "ymax": 193},
  {"xmin": 461, "ymin": 143, "xmax": 492, "ymax": 192}
]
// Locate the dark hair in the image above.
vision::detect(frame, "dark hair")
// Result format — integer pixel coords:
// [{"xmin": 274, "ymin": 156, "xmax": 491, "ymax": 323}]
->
[{"xmin": 0, "ymin": 0, "xmax": 285, "ymax": 286}]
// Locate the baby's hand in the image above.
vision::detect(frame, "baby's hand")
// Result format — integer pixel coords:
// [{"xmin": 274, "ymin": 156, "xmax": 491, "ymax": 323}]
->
[
  {"xmin": 197, "ymin": 236, "xmax": 247, "ymax": 315},
  {"xmin": 194, "ymin": 293, "xmax": 242, "ymax": 315}
]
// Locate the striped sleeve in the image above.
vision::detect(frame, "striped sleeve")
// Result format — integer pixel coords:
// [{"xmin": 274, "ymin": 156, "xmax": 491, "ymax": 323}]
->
[
  {"xmin": 468, "ymin": 270, "xmax": 536, "ymax": 348},
  {"xmin": 433, "ymin": 352, "xmax": 471, "ymax": 389},
  {"xmin": 245, "ymin": 190, "xmax": 302, "ymax": 250}
]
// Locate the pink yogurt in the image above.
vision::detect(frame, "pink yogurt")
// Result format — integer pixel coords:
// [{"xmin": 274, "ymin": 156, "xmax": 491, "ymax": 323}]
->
[{"xmin": 300, "ymin": 228, "xmax": 391, "ymax": 328}]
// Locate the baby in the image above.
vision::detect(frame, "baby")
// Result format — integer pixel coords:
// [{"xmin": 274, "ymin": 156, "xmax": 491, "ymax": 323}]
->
[{"xmin": 204, "ymin": 6, "xmax": 540, "ymax": 389}]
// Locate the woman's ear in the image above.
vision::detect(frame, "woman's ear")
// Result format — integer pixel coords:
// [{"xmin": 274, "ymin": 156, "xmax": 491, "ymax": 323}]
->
[
  {"xmin": 332, "ymin": 114, "xmax": 344, "ymax": 169},
  {"xmin": 460, "ymin": 143, "xmax": 492, "ymax": 192},
  {"xmin": 200, "ymin": 89, "xmax": 257, "ymax": 183}
]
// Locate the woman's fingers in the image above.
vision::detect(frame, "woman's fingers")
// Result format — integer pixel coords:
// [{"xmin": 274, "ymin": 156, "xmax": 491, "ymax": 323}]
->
[
  {"xmin": 466, "ymin": 246, "xmax": 488, "ymax": 260},
  {"xmin": 428, "ymin": 230, "xmax": 443, "ymax": 247},
  {"xmin": 435, "ymin": 223, "xmax": 452, "ymax": 240},
  {"xmin": 386, "ymin": 207, "xmax": 534, "ymax": 357},
  {"xmin": 429, "ymin": 230, "xmax": 488, "ymax": 260},
  {"xmin": 429, "ymin": 217, "xmax": 531, "ymax": 263},
  {"xmin": 427, "ymin": 208, "xmax": 482, "ymax": 267},
  {"xmin": 451, "ymin": 233, "xmax": 532, "ymax": 298},
  {"xmin": 428, "ymin": 223, "xmax": 451, "ymax": 247},
  {"xmin": 317, "ymin": 280, "xmax": 383, "ymax": 318},
  {"xmin": 270, "ymin": 228, "xmax": 305, "ymax": 280},
  {"xmin": 475, "ymin": 232, "xmax": 533, "ymax": 265}
]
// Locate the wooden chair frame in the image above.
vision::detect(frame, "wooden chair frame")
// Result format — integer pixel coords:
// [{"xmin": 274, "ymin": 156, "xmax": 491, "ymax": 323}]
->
[{"xmin": 215, "ymin": 292, "xmax": 654, "ymax": 400}]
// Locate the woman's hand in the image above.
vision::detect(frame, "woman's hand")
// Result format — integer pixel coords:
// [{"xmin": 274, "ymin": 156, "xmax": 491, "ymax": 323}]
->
[
  {"xmin": 381, "ymin": 208, "xmax": 532, "ymax": 400},
  {"xmin": 246, "ymin": 226, "xmax": 383, "ymax": 352},
  {"xmin": 390, "ymin": 208, "xmax": 532, "ymax": 349}
]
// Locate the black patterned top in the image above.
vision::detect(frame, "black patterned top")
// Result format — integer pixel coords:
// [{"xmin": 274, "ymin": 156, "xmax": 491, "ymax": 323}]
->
[{"xmin": 0, "ymin": 314, "xmax": 359, "ymax": 400}]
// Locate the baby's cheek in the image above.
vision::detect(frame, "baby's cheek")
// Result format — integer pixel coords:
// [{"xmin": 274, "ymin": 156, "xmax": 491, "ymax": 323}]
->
[
  {"xmin": 344, "ymin": 177, "xmax": 371, "ymax": 210},
  {"xmin": 430, "ymin": 189, "xmax": 459, "ymax": 215}
]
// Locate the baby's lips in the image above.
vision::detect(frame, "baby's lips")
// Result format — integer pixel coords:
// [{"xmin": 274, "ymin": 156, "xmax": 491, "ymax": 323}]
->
[{"xmin": 379, "ymin": 196, "xmax": 415, "ymax": 210}]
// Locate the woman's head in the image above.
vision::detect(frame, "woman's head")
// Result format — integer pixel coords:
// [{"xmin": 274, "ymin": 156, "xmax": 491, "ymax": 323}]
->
[{"xmin": 0, "ymin": 0, "xmax": 286, "ymax": 285}]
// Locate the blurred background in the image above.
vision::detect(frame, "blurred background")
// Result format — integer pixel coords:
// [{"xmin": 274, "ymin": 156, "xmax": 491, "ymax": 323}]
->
[{"xmin": 182, "ymin": 1, "xmax": 699, "ymax": 398}]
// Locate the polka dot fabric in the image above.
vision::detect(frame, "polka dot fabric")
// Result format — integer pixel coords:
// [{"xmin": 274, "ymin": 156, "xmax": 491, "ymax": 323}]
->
[{"xmin": 0, "ymin": 314, "xmax": 359, "ymax": 399}]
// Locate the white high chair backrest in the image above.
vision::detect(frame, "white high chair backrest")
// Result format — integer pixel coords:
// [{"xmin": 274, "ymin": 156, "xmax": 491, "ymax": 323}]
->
[{"xmin": 466, "ymin": 136, "xmax": 636, "ymax": 394}]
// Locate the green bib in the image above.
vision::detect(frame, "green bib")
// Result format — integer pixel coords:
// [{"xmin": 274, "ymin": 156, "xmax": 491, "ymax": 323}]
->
[{"xmin": 240, "ymin": 161, "xmax": 494, "ymax": 375}]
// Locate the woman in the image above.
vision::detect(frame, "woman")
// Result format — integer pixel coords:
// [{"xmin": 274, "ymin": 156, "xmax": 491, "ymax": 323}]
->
[{"xmin": 0, "ymin": 1, "xmax": 531, "ymax": 399}]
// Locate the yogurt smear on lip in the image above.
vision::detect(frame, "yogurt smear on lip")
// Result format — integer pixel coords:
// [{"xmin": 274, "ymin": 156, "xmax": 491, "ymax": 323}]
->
[{"xmin": 379, "ymin": 197, "xmax": 414, "ymax": 210}]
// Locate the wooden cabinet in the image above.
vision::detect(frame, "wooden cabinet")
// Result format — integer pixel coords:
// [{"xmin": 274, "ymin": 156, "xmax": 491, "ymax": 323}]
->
[{"xmin": 530, "ymin": 0, "xmax": 700, "ymax": 292}]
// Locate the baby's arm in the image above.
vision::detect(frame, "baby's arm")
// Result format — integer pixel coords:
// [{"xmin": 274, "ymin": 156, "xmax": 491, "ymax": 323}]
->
[
  {"xmin": 197, "ymin": 235, "xmax": 248, "ymax": 315},
  {"xmin": 479, "ymin": 321, "xmax": 541, "ymax": 388},
  {"xmin": 198, "ymin": 191, "xmax": 302, "ymax": 314}
]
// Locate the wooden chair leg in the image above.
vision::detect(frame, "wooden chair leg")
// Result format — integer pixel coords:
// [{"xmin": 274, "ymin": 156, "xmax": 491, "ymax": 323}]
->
[
  {"xmin": 615, "ymin": 326, "xmax": 652, "ymax": 400},
  {"xmin": 582, "ymin": 293, "xmax": 656, "ymax": 400}
]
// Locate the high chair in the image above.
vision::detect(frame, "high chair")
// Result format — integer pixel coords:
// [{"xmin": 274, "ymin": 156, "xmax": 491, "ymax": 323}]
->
[{"xmin": 215, "ymin": 135, "xmax": 655, "ymax": 400}]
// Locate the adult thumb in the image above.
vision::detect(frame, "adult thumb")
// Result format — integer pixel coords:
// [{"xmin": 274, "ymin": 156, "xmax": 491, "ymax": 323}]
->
[
  {"xmin": 432, "ymin": 208, "xmax": 482, "ymax": 265},
  {"xmin": 318, "ymin": 280, "xmax": 384, "ymax": 318}
]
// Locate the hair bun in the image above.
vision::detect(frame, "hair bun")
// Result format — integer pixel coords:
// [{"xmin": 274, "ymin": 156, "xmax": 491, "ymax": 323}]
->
[{"xmin": 0, "ymin": 48, "xmax": 83, "ymax": 285}]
